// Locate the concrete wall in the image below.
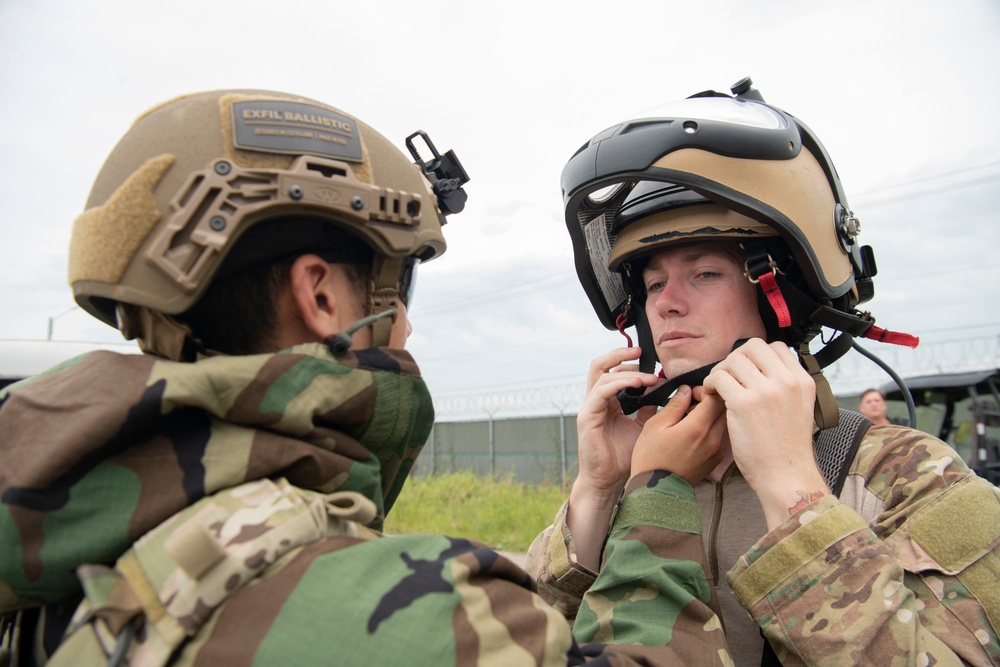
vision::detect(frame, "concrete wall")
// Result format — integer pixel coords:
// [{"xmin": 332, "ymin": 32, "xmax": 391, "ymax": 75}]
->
[{"xmin": 419, "ymin": 415, "xmax": 578, "ymax": 486}]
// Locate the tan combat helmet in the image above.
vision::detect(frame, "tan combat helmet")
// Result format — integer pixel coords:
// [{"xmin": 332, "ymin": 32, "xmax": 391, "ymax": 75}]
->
[
  {"xmin": 561, "ymin": 78, "xmax": 916, "ymax": 426},
  {"xmin": 68, "ymin": 89, "xmax": 468, "ymax": 360}
]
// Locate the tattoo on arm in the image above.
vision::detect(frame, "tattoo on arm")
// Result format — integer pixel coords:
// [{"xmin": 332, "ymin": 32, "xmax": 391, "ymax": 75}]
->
[{"xmin": 788, "ymin": 490, "xmax": 826, "ymax": 516}]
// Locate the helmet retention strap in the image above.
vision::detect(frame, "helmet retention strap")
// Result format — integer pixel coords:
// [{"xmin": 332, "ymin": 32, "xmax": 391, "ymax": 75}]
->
[
  {"xmin": 743, "ymin": 243, "xmax": 792, "ymax": 328},
  {"xmin": 797, "ymin": 344, "xmax": 841, "ymax": 431},
  {"xmin": 369, "ymin": 256, "xmax": 405, "ymax": 347},
  {"xmin": 117, "ymin": 305, "xmax": 196, "ymax": 362}
]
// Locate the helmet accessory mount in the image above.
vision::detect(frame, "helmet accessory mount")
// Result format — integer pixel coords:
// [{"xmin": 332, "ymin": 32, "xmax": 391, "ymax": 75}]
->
[{"xmin": 406, "ymin": 130, "xmax": 471, "ymax": 218}]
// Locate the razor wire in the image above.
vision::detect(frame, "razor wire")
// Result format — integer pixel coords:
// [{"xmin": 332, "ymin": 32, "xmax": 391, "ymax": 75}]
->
[
  {"xmin": 431, "ymin": 334, "xmax": 1000, "ymax": 419},
  {"xmin": 823, "ymin": 334, "xmax": 1000, "ymax": 393},
  {"xmin": 432, "ymin": 382, "xmax": 588, "ymax": 420}
]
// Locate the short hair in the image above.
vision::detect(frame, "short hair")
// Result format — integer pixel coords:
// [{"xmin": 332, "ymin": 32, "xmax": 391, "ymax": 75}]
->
[
  {"xmin": 179, "ymin": 219, "xmax": 373, "ymax": 356},
  {"xmin": 860, "ymin": 388, "xmax": 887, "ymax": 401}
]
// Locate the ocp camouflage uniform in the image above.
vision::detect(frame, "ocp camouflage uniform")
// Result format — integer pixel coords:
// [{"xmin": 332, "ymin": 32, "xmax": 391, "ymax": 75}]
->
[
  {"xmin": 528, "ymin": 421, "xmax": 1000, "ymax": 666},
  {"xmin": 1, "ymin": 346, "xmax": 733, "ymax": 666}
]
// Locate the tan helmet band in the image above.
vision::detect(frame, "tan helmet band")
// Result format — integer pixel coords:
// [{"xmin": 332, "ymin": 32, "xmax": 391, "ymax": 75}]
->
[
  {"xmin": 369, "ymin": 255, "xmax": 405, "ymax": 347},
  {"xmin": 117, "ymin": 304, "xmax": 193, "ymax": 360},
  {"xmin": 609, "ymin": 203, "xmax": 776, "ymax": 269}
]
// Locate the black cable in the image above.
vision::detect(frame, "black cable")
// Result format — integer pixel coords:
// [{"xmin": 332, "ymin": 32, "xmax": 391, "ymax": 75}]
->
[{"xmin": 851, "ymin": 340, "xmax": 917, "ymax": 427}]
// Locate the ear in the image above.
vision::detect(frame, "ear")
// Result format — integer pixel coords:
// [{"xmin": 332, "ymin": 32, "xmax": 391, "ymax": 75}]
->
[{"xmin": 286, "ymin": 254, "xmax": 342, "ymax": 340}]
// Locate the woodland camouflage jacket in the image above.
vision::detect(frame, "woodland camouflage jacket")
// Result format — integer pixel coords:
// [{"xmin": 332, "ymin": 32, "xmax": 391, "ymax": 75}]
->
[
  {"xmin": 1, "ymin": 345, "xmax": 733, "ymax": 666},
  {"xmin": 527, "ymin": 422, "xmax": 1000, "ymax": 666}
]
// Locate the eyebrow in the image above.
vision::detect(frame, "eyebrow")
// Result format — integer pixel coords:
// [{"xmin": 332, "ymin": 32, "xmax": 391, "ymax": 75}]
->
[{"xmin": 644, "ymin": 250, "xmax": 734, "ymax": 272}]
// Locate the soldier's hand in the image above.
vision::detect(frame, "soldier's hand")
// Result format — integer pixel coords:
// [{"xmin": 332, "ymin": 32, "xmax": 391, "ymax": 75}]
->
[
  {"xmin": 703, "ymin": 338, "xmax": 829, "ymax": 529},
  {"xmin": 631, "ymin": 385, "xmax": 726, "ymax": 485},
  {"xmin": 568, "ymin": 347, "xmax": 660, "ymax": 571},
  {"xmin": 575, "ymin": 347, "xmax": 661, "ymax": 497}
]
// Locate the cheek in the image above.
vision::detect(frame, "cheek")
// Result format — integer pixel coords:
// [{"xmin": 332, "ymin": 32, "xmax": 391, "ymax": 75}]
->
[
  {"xmin": 388, "ymin": 304, "xmax": 410, "ymax": 348},
  {"xmin": 730, "ymin": 285, "xmax": 767, "ymax": 338}
]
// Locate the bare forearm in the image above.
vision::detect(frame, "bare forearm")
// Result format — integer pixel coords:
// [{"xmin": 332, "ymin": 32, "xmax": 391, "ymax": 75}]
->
[{"xmin": 567, "ymin": 479, "xmax": 621, "ymax": 571}]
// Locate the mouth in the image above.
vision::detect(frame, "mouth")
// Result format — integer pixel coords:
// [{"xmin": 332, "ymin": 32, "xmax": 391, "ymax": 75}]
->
[{"xmin": 659, "ymin": 332, "xmax": 697, "ymax": 346}]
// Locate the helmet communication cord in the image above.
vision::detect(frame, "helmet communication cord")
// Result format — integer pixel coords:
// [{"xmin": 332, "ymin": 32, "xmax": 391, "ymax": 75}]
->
[
  {"xmin": 851, "ymin": 340, "xmax": 919, "ymax": 426},
  {"xmin": 325, "ymin": 308, "xmax": 398, "ymax": 357}
]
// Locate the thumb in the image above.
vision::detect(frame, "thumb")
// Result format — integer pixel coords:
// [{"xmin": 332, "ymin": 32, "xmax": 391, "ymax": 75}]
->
[
  {"xmin": 648, "ymin": 385, "xmax": 692, "ymax": 428},
  {"xmin": 634, "ymin": 404, "xmax": 658, "ymax": 427}
]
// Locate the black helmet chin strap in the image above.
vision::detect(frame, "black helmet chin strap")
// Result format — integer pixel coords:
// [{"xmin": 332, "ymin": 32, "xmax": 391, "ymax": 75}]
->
[
  {"xmin": 615, "ymin": 311, "xmax": 750, "ymax": 414},
  {"xmin": 617, "ymin": 361, "xmax": 719, "ymax": 415}
]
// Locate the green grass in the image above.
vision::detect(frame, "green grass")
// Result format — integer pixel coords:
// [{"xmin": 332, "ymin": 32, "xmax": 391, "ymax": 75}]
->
[{"xmin": 384, "ymin": 471, "xmax": 567, "ymax": 553}]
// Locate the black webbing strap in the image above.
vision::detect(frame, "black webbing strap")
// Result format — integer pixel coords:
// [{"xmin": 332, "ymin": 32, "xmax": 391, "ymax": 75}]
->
[
  {"xmin": 743, "ymin": 239, "xmax": 876, "ymax": 341},
  {"xmin": 617, "ymin": 362, "xmax": 717, "ymax": 415},
  {"xmin": 761, "ymin": 637, "xmax": 781, "ymax": 666},
  {"xmin": 616, "ymin": 340, "xmax": 749, "ymax": 415},
  {"xmin": 773, "ymin": 274, "xmax": 874, "ymax": 337},
  {"xmin": 812, "ymin": 331, "xmax": 855, "ymax": 369}
]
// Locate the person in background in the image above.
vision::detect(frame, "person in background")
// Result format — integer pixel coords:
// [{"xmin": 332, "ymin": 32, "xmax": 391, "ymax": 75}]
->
[
  {"xmin": 858, "ymin": 387, "xmax": 894, "ymax": 425},
  {"xmin": 528, "ymin": 78, "xmax": 1000, "ymax": 666}
]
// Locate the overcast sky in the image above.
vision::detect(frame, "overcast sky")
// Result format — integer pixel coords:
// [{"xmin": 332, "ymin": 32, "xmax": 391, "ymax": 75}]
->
[{"xmin": 2, "ymin": 0, "xmax": 999, "ymax": 417}]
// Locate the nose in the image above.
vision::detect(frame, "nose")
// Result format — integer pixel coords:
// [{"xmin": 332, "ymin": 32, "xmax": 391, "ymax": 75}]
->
[{"xmin": 650, "ymin": 280, "xmax": 689, "ymax": 316}]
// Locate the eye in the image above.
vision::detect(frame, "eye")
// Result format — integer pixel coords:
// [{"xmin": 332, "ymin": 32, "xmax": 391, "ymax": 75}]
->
[{"xmin": 646, "ymin": 279, "xmax": 665, "ymax": 293}]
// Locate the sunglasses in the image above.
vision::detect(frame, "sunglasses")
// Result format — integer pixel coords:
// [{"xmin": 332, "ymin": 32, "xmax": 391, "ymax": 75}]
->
[{"xmin": 398, "ymin": 256, "xmax": 420, "ymax": 309}]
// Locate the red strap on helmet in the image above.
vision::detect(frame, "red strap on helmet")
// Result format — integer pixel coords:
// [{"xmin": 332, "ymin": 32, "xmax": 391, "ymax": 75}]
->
[
  {"xmin": 757, "ymin": 272, "xmax": 792, "ymax": 328},
  {"xmin": 615, "ymin": 312, "xmax": 634, "ymax": 347},
  {"xmin": 862, "ymin": 325, "xmax": 920, "ymax": 348}
]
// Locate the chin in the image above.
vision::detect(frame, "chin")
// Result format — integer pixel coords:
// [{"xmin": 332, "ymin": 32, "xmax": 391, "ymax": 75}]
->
[{"xmin": 660, "ymin": 359, "xmax": 704, "ymax": 380}]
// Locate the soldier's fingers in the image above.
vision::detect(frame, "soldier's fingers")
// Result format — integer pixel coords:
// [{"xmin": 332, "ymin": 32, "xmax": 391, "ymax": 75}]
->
[
  {"xmin": 646, "ymin": 386, "xmax": 693, "ymax": 429},
  {"xmin": 586, "ymin": 347, "xmax": 643, "ymax": 391}
]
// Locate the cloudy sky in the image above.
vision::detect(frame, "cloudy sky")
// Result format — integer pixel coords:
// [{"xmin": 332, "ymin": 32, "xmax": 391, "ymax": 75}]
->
[{"xmin": 2, "ymin": 0, "xmax": 999, "ymax": 417}]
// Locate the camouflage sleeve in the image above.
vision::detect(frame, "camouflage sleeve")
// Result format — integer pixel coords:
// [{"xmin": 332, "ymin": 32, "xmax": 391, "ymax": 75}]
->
[
  {"xmin": 727, "ymin": 426, "xmax": 1000, "ymax": 666},
  {"xmin": 48, "ymin": 478, "xmax": 733, "ymax": 666},
  {"xmin": 574, "ymin": 470, "xmax": 731, "ymax": 665},
  {"xmin": 524, "ymin": 500, "xmax": 598, "ymax": 620}
]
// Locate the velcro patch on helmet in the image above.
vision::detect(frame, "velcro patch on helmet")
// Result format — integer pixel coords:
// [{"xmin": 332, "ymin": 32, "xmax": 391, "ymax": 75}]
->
[
  {"xmin": 68, "ymin": 154, "xmax": 175, "ymax": 287},
  {"xmin": 232, "ymin": 100, "xmax": 363, "ymax": 162}
]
